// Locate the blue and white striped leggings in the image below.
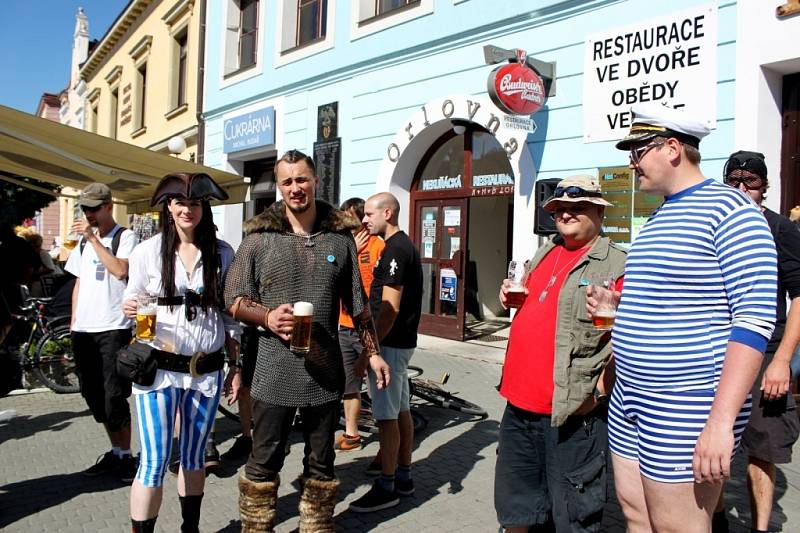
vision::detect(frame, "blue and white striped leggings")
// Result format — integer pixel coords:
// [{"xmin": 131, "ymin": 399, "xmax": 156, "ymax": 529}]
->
[{"xmin": 134, "ymin": 383, "xmax": 221, "ymax": 488}]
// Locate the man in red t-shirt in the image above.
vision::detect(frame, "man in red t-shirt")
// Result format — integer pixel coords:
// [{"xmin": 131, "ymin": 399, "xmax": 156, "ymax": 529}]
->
[{"xmin": 495, "ymin": 175, "xmax": 626, "ymax": 533}]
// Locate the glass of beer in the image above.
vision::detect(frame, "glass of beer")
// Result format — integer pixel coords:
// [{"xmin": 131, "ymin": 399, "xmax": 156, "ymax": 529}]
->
[
  {"xmin": 136, "ymin": 293, "xmax": 158, "ymax": 341},
  {"xmin": 290, "ymin": 301, "xmax": 313, "ymax": 354},
  {"xmin": 63, "ymin": 231, "xmax": 80, "ymax": 251},
  {"xmin": 588, "ymin": 273, "xmax": 616, "ymax": 330},
  {"xmin": 505, "ymin": 260, "xmax": 528, "ymax": 308}
]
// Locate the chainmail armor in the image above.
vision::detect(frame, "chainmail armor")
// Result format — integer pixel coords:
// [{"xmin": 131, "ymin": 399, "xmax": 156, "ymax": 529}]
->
[{"xmin": 224, "ymin": 201, "xmax": 365, "ymax": 406}]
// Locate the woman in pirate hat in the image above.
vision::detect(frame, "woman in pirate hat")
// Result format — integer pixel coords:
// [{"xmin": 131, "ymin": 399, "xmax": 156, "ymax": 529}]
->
[{"xmin": 122, "ymin": 173, "xmax": 241, "ymax": 532}]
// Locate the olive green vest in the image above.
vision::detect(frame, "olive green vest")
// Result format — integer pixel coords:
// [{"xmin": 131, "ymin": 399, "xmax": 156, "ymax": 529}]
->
[{"xmin": 523, "ymin": 235, "xmax": 627, "ymax": 427}]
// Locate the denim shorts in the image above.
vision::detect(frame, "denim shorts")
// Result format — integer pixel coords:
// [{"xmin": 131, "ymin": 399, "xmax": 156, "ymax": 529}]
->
[
  {"xmin": 367, "ymin": 345, "xmax": 413, "ymax": 420},
  {"xmin": 494, "ymin": 402, "xmax": 608, "ymax": 532}
]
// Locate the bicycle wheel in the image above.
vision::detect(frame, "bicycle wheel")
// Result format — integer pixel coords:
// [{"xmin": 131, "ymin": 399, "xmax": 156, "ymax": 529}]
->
[
  {"xmin": 33, "ymin": 326, "xmax": 79, "ymax": 394},
  {"xmin": 411, "ymin": 379, "xmax": 487, "ymax": 417},
  {"xmin": 406, "ymin": 365, "xmax": 423, "ymax": 379},
  {"xmin": 217, "ymin": 361, "xmax": 241, "ymax": 423},
  {"xmin": 410, "ymin": 407, "xmax": 428, "ymax": 432}
]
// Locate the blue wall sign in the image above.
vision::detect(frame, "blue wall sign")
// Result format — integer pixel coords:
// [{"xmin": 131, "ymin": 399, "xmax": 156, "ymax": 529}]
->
[{"xmin": 223, "ymin": 107, "xmax": 276, "ymax": 153}]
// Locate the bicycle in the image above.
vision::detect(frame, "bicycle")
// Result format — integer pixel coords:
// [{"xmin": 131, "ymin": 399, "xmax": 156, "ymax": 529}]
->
[
  {"xmin": 5, "ymin": 290, "xmax": 79, "ymax": 394},
  {"xmin": 408, "ymin": 365, "xmax": 487, "ymax": 417}
]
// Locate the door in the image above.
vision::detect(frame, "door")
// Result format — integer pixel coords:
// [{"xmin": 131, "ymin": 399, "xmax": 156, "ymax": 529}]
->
[
  {"xmin": 781, "ymin": 73, "xmax": 800, "ymax": 213},
  {"xmin": 415, "ymin": 198, "xmax": 469, "ymax": 340}
]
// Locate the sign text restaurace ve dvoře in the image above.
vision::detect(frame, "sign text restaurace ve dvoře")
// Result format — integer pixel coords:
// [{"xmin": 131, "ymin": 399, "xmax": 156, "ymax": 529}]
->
[
  {"xmin": 387, "ymin": 99, "xmax": 521, "ymax": 163},
  {"xmin": 593, "ymin": 12, "xmax": 707, "ymax": 130}
]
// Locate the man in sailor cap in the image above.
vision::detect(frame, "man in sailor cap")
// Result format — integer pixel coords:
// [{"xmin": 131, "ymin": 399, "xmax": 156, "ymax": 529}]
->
[{"xmin": 604, "ymin": 104, "xmax": 778, "ymax": 532}]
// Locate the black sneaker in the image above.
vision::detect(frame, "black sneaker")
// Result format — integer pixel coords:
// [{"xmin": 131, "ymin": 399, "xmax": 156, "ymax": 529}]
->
[
  {"xmin": 205, "ymin": 441, "xmax": 220, "ymax": 471},
  {"xmin": 221, "ymin": 435, "xmax": 252, "ymax": 460},
  {"xmin": 118, "ymin": 455, "xmax": 138, "ymax": 482},
  {"xmin": 83, "ymin": 451, "xmax": 120, "ymax": 476},
  {"xmin": 348, "ymin": 482, "xmax": 400, "ymax": 513},
  {"xmin": 395, "ymin": 477, "xmax": 414, "ymax": 497}
]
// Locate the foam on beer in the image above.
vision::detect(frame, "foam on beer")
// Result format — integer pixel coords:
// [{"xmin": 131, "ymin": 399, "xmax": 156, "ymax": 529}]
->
[{"xmin": 294, "ymin": 302, "xmax": 313, "ymax": 316}]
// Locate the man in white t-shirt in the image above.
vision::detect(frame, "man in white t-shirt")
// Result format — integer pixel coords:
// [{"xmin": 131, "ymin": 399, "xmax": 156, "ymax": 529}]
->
[{"xmin": 65, "ymin": 183, "xmax": 139, "ymax": 481}]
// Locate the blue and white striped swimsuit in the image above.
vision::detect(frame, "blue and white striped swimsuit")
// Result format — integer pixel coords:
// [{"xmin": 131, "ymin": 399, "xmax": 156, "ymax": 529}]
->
[{"xmin": 609, "ymin": 179, "xmax": 777, "ymax": 482}]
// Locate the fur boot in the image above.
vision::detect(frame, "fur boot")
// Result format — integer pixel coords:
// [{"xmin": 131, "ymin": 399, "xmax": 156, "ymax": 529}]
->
[
  {"xmin": 239, "ymin": 472, "xmax": 279, "ymax": 532},
  {"xmin": 298, "ymin": 478, "xmax": 340, "ymax": 533}
]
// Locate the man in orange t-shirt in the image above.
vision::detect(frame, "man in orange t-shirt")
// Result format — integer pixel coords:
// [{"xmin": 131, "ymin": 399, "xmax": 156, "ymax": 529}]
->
[{"xmin": 337, "ymin": 197, "xmax": 385, "ymax": 451}]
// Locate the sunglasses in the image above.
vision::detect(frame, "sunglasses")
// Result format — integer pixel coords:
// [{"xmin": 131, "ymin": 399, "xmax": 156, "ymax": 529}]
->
[
  {"xmin": 724, "ymin": 173, "xmax": 765, "ymax": 191},
  {"xmin": 81, "ymin": 204, "xmax": 105, "ymax": 213},
  {"xmin": 552, "ymin": 186, "xmax": 603, "ymax": 200},
  {"xmin": 550, "ymin": 204, "xmax": 592, "ymax": 218},
  {"xmin": 629, "ymin": 139, "xmax": 666, "ymax": 166}
]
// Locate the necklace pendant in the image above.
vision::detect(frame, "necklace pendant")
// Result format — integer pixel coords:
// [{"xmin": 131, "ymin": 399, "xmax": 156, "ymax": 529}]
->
[
  {"xmin": 539, "ymin": 290, "xmax": 548, "ymax": 302},
  {"xmin": 304, "ymin": 237, "xmax": 315, "ymax": 247}
]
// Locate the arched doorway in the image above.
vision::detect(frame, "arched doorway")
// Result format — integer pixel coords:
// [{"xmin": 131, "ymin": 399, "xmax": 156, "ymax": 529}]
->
[{"xmin": 410, "ymin": 124, "xmax": 514, "ymax": 340}]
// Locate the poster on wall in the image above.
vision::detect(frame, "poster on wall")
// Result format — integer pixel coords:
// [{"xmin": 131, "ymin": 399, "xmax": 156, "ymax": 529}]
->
[
  {"xmin": 313, "ymin": 138, "xmax": 341, "ymax": 206},
  {"xmin": 440, "ymin": 268, "xmax": 457, "ymax": 302},
  {"xmin": 583, "ymin": 4, "xmax": 718, "ymax": 143}
]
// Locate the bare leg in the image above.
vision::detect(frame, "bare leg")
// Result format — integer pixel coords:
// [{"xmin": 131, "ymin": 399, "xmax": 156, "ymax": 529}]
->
[
  {"xmin": 377, "ymin": 419, "xmax": 400, "ymax": 477},
  {"xmin": 504, "ymin": 528, "xmax": 528, "ymax": 533},
  {"xmin": 398, "ymin": 410, "xmax": 413, "ymax": 466},
  {"xmin": 130, "ymin": 480, "xmax": 163, "ymax": 520},
  {"xmin": 178, "ymin": 468, "xmax": 206, "ymax": 497},
  {"xmin": 642, "ymin": 476, "xmax": 722, "ymax": 533},
  {"xmin": 611, "ymin": 453, "xmax": 652, "ymax": 533},
  {"xmin": 239, "ymin": 387, "xmax": 253, "ymax": 438},
  {"xmin": 343, "ymin": 392, "xmax": 361, "ymax": 437},
  {"xmin": 747, "ymin": 457, "xmax": 776, "ymax": 531},
  {"xmin": 107, "ymin": 424, "xmax": 131, "ymax": 450}
]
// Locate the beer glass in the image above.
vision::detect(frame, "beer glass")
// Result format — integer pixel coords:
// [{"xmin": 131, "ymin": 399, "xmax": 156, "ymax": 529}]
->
[
  {"xmin": 63, "ymin": 231, "xmax": 80, "ymax": 251},
  {"xmin": 136, "ymin": 293, "xmax": 158, "ymax": 341},
  {"xmin": 290, "ymin": 301, "xmax": 314, "ymax": 354},
  {"xmin": 505, "ymin": 260, "xmax": 528, "ymax": 308},
  {"xmin": 588, "ymin": 273, "xmax": 616, "ymax": 330}
]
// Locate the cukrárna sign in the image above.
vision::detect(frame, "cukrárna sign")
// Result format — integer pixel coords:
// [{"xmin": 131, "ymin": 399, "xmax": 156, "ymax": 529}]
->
[{"xmin": 582, "ymin": 4, "xmax": 718, "ymax": 143}]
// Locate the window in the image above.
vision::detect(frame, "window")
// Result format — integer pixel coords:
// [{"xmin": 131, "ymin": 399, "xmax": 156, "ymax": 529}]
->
[
  {"xmin": 176, "ymin": 32, "xmax": 188, "ymax": 106},
  {"xmin": 136, "ymin": 62, "xmax": 147, "ymax": 131},
  {"xmin": 297, "ymin": 0, "xmax": 327, "ymax": 47},
  {"xmin": 110, "ymin": 88, "xmax": 118, "ymax": 139},
  {"xmin": 351, "ymin": 0, "xmax": 430, "ymax": 40},
  {"xmin": 376, "ymin": 0, "xmax": 416, "ymax": 16},
  {"xmin": 224, "ymin": 0, "xmax": 259, "ymax": 76}
]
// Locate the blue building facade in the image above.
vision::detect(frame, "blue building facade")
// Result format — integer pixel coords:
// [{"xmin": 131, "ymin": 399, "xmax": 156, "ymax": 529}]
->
[{"xmin": 200, "ymin": 0, "xmax": 761, "ymax": 340}]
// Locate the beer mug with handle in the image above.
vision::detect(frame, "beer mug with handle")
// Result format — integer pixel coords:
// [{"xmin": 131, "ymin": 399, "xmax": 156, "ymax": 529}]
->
[
  {"xmin": 588, "ymin": 273, "xmax": 616, "ymax": 330},
  {"xmin": 290, "ymin": 302, "xmax": 313, "ymax": 354},
  {"xmin": 136, "ymin": 293, "xmax": 158, "ymax": 341}
]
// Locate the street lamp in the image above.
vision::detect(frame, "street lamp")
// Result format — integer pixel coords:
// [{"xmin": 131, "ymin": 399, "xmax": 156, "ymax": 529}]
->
[{"xmin": 167, "ymin": 135, "xmax": 187, "ymax": 156}]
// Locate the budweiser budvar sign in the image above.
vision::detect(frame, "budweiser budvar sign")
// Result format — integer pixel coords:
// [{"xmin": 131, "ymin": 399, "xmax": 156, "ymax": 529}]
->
[{"xmin": 488, "ymin": 49, "xmax": 546, "ymax": 116}]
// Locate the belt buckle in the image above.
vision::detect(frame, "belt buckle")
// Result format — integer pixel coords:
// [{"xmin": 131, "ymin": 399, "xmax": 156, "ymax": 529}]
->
[{"xmin": 189, "ymin": 351, "xmax": 205, "ymax": 378}]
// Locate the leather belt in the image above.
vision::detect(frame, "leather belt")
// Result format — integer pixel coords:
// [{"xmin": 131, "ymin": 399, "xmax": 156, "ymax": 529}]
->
[
  {"xmin": 153, "ymin": 348, "xmax": 224, "ymax": 378},
  {"xmin": 158, "ymin": 290, "xmax": 204, "ymax": 322}
]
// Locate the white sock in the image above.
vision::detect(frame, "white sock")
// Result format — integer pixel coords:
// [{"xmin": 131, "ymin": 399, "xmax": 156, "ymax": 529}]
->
[
  {"xmin": 119, "ymin": 449, "xmax": 132, "ymax": 457},
  {"xmin": 112, "ymin": 447, "xmax": 121, "ymax": 457}
]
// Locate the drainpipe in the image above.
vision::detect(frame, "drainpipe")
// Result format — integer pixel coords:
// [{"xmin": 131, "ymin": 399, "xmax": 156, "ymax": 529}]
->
[{"xmin": 195, "ymin": 0, "xmax": 206, "ymax": 164}]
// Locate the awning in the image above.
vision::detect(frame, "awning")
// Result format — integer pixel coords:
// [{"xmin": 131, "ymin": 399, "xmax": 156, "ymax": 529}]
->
[{"xmin": 0, "ymin": 104, "xmax": 246, "ymax": 213}]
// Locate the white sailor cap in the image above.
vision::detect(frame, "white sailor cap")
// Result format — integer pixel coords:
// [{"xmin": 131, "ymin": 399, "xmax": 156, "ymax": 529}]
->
[{"xmin": 615, "ymin": 103, "xmax": 710, "ymax": 150}]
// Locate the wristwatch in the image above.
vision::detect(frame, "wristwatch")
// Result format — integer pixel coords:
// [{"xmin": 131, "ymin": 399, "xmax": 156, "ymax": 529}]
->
[{"xmin": 592, "ymin": 387, "xmax": 608, "ymax": 403}]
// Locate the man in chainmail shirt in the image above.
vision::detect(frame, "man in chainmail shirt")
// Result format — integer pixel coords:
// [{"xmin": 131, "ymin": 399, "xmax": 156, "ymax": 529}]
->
[{"xmin": 225, "ymin": 150, "xmax": 390, "ymax": 532}]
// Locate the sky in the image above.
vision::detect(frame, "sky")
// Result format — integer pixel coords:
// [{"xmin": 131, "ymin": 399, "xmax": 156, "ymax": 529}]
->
[{"xmin": 0, "ymin": 1, "xmax": 129, "ymax": 113}]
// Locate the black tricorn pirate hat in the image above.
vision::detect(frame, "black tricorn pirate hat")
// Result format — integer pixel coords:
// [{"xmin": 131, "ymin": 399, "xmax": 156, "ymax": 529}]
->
[{"xmin": 151, "ymin": 172, "xmax": 229, "ymax": 206}]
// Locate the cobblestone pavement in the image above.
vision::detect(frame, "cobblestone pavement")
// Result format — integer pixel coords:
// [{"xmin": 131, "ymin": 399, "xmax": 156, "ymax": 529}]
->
[{"xmin": 1, "ymin": 343, "xmax": 799, "ymax": 532}]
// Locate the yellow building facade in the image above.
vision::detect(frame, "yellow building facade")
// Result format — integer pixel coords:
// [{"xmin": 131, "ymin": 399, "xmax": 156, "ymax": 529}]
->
[{"xmin": 81, "ymin": 0, "xmax": 201, "ymax": 162}]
